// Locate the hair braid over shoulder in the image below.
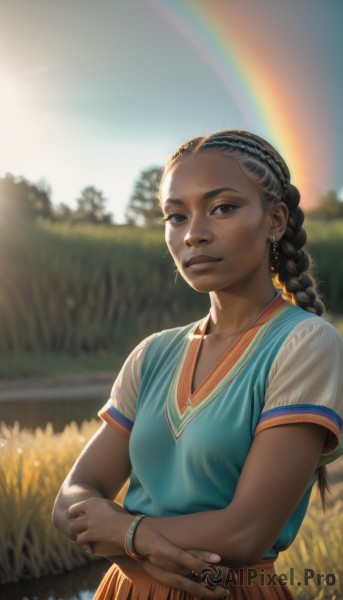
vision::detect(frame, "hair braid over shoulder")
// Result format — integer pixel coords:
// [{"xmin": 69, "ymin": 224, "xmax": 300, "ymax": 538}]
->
[{"xmin": 273, "ymin": 184, "xmax": 325, "ymax": 316}]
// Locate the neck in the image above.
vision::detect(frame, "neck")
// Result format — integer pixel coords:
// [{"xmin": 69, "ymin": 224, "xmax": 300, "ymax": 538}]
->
[{"xmin": 208, "ymin": 284, "xmax": 278, "ymax": 339}]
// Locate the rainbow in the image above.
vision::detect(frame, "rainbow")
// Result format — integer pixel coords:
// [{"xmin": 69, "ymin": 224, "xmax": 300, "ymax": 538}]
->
[{"xmin": 145, "ymin": 0, "xmax": 333, "ymax": 207}]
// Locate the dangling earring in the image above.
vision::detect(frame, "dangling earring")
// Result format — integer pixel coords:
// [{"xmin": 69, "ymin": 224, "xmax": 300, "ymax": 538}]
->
[{"xmin": 271, "ymin": 235, "xmax": 279, "ymax": 270}]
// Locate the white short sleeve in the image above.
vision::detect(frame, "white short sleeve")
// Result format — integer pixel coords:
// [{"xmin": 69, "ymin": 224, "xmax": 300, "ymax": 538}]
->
[
  {"xmin": 98, "ymin": 332, "xmax": 159, "ymax": 438},
  {"xmin": 255, "ymin": 317, "xmax": 343, "ymax": 466}
]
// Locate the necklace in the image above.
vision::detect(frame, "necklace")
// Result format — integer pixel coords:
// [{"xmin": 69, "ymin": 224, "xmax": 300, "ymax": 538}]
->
[
  {"xmin": 186, "ymin": 289, "xmax": 281, "ymax": 409},
  {"xmin": 218, "ymin": 289, "xmax": 281, "ymax": 342}
]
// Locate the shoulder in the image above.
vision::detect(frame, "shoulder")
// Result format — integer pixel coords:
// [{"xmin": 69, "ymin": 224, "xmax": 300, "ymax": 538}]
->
[
  {"xmin": 258, "ymin": 314, "xmax": 343, "ymax": 461},
  {"xmin": 267, "ymin": 313, "xmax": 343, "ymax": 395},
  {"xmin": 140, "ymin": 319, "xmax": 201, "ymax": 365},
  {"xmin": 272, "ymin": 314, "xmax": 343, "ymax": 363},
  {"xmin": 121, "ymin": 320, "xmax": 199, "ymax": 366}
]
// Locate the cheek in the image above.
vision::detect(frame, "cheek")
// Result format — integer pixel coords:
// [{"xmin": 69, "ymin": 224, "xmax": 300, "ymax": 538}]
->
[
  {"xmin": 220, "ymin": 217, "xmax": 267, "ymax": 257},
  {"xmin": 165, "ymin": 230, "xmax": 172, "ymax": 252},
  {"xmin": 165, "ymin": 230, "xmax": 180, "ymax": 260}
]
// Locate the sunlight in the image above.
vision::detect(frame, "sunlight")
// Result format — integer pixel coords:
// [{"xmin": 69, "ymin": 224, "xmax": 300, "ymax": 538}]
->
[
  {"xmin": 0, "ymin": 77, "xmax": 17, "ymax": 106},
  {"xmin": 0, "ymin": 73, "xmax": 38, "ymax": 169},
  {"xmin": 0, "ymin": 76, "xmax": 23, "ymax": 158}
]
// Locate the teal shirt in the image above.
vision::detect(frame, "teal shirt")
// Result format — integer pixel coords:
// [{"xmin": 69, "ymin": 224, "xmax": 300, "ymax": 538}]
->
[{"xmin": 100, "ymin": 300, "xmax": 343, "ymax": 559}]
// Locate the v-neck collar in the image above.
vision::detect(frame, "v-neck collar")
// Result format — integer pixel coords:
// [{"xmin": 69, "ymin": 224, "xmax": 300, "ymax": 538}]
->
[{"xmin": 165, "ymin": 295, "xmax": 286, "ymax": 439}]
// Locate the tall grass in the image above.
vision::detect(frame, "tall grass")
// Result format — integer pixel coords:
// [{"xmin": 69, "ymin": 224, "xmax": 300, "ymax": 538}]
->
[
  {"xmin": 306, "ymin": 220, "xmax": 343, "ymax": 315},
  {"xmin": 0, "ymin": 420, "xmax": 342, "ymax": 599},
  {"xmin": 0, "ymin": 418, "xmax": 123, "ymax": 584},
  {"xmin": 0, "ymin": 220, "xmax": 342, "ymax": 361},
  {"xmin": 276, "ymin": 497, "xmax": 343, "ymax": 599},
  {"xmin": 0, "ymin": 420, "xmax": 99, "ymax": 584},
  {"xmin": 0, "ymin": 223, "xmax": 207, "ymax": 359}
]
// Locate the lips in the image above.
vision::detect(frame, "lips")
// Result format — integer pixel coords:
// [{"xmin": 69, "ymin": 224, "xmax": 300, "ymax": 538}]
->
[{"xmin": 184, "ymin": 255, "xmax": 222, "ymax": 268}]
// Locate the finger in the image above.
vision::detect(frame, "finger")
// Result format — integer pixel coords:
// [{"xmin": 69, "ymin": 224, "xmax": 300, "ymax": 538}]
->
[
  {"xmin": 149, "ymin": 549, "xmax": 221, "ymax": 582},
  {"xmin": 157, "ymin": 543, "xmax": 215, "ymax": 575},
  {"xmin": 75, "ymin": 529, "xmax": 95, "ymax": 545},
  {"xmin": 81, "ymin": 543, "xmax": 94, "ymax": 555},
  {"xmin": 67, "ymin": 517, "xmax": 87, "ymax": 541},
  {"xmin": 142, "ymin": 562, "xmax": 229, "ymax": 599},
  {"xmin": 187, "ymin": 549, "xmax": 222, "ymax": 563},
  {"xmin": 66, "ymin": 501, "xmax": 88, "ymax": 519}
]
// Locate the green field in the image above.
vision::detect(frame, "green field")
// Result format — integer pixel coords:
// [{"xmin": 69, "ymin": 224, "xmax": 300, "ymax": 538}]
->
[
  {"xmin": 0, "ymin": 219, "xmax": 342, "ymax": 378},
  {"xmin": 0, "ymin": 419, "xmax": 342, "ymax": 598}
]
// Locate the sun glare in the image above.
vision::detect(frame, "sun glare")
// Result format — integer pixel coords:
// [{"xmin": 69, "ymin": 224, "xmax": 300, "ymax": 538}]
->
[
  {"xmin": 0, "ymin": 77, "xmax": 17, "ymax": 104},
  {"xmin": 0, "ymin": 76, "xmax": 21, "ymax": 152},
  {"xmin": 0, "ymin": 74, "xmax": 35, "ymax": 167}
]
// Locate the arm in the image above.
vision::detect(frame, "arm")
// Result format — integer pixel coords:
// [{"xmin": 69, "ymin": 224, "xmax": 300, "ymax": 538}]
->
[
  {"xmin": 52, "ymin": 422, "xmax": 131, "ymax": 537},
  {"xmin": 134, "ymin": 422, "xmax": 327, "ymax": 565},
  {"xmin": 67, "ymin": 421, "xmax": 327, "ymax": 566},
  {"xmin": 54, "ymin": 422, "xmax": 230, "ymax": 598},
  {"xmin": 133, "ymin": 319, "xmax": 342, "ymax": 564}
]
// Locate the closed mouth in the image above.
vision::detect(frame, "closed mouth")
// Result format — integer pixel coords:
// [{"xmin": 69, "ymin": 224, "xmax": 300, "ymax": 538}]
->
[{"xmin": 184, "ymin": 255, "xmax": 222, "ymax": 267}]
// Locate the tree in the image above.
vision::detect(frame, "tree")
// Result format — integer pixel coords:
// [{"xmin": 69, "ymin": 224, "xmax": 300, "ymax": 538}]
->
[
  {"xmin": 0, "ymin": 173, "xmax": 53, "ymax": 222},
  {"xmin": 54, "ymin": 202, "xmax": 74, "ymax": 223},
  {"xmin": 126, "ymin": 167, "xmax": 164, "ymax": 226},
  {"xmin": 74, "ymin": 186, "xmax": 113, "ymax": 225},
  {"xmin": 308, "ymin": 189, "xmax": 343, "ymax": 220}
]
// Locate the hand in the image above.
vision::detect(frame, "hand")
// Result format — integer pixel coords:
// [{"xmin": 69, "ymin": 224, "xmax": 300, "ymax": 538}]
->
[
  {"xmin": 67, "ymin": 500, "xmax": 229, "ymax": 597},
  {"xmin": 66, "ymin": 497, "xmax": 128, "ymax": 554},
  {"xmin": 133, "ymin": 523, "xmax": 229, "ymax": 598},
  {"xmin": 139, "ymin": 546, "xmax": 230, "ymax": 598}
]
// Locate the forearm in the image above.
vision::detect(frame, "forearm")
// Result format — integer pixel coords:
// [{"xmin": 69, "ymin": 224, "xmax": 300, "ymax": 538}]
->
[
  {"xmin": 136, "ymin": 426, "xmax": 326, "ymax": 566},
  {"xmin": 137, "ymin": 506, "xmax": 256, "ymax": 566},
  {"xmin": 52, "ymin": 482, "xmax": 105, "ymax": 536}
]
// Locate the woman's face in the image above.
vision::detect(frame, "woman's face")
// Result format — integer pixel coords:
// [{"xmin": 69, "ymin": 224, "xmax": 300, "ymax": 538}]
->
[{"xmin": 161, "ymin": 151, "xmax": 280, "ymax": 295}]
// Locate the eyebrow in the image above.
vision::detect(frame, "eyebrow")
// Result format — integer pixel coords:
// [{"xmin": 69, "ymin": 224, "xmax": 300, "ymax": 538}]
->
[{"xmin": 164, "ymin": 186, "xmax": 242, "ymax": 205}]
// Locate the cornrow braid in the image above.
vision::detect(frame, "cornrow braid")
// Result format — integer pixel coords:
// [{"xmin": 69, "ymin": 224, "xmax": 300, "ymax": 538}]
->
[{"xmin": 202, "ymin": 132, "xmax": 289, "ymax": 194}]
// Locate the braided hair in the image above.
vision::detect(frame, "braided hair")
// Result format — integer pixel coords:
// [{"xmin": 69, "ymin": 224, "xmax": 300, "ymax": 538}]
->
[{"xmin": 162, "ymin": 130, "xmax": 328, "ymax": 508}]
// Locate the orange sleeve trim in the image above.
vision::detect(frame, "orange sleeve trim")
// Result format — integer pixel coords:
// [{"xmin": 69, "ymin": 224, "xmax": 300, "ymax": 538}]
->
[
  {"xmin": 255, "ymin": 412, "xmax": 341, "ymax": 453},
  {"xmin": 98, "ymin": 403, "xmax": 133, "ymax": 439}
]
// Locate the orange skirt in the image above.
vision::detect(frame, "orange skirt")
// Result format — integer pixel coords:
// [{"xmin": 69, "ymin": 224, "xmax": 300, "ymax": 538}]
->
[{"xmin": 93, "ymin": 557, "xmax": 295, "ymax": 599}]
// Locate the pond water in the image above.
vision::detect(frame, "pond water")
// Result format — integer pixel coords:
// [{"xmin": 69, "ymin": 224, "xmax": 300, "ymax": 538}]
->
[
  {"xmin": 0, "ymin": 396, "xmax": 103, "ymax": 432},
  {"xmin": 0, "ymin": 559, "xmax": 109, "ymax": 600}
]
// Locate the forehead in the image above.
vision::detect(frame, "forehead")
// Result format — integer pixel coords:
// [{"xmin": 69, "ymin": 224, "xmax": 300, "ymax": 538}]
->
[{"xmin": 161, "ymin": 151, "xmax": 261, "ymax": 204}]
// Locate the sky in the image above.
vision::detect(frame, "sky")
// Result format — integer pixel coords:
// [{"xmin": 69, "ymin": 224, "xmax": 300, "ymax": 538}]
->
[{"xmin": 1, "ymin": 0, "xmax": 343, "ymax": 223}]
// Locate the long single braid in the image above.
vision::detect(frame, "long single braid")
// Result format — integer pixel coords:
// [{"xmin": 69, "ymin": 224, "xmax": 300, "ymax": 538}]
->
[
  {"xmin": 274, "ymin": 184, "xmax": 325, "ymax": 315},
  {"xmin": 163, "ymin": 129, "xmax": 329, "ymax": 508}
]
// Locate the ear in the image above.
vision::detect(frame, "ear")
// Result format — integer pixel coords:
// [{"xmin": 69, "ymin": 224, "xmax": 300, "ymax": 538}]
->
[{"xmin": 267, "ymin": 201, "xmax": 288, "ymax": 241}]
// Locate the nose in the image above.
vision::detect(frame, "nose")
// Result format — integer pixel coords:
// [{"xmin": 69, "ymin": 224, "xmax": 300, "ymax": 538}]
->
[{"xmin": 183, "ymin": 215, "xmax": 213, "ymax": 247}]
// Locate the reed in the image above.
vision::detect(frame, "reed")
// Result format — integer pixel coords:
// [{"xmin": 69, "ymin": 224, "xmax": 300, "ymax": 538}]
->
[
  {"xmin": 276, "ymin": 496, "xmax": 343, "ymax": 599},
  {"xmin": 1, "ymin": 221, "xmax": 342, "ymax": 364},
  {"xmin": 0, "ymin": 420, "xmax": 99, "ymax": 583},
  {"xmin": 0, "ymin": 223, "xmax": 207, "ymax": 359},
  {"xmin": 0, "ymin": 420, "xmax": 342, "ymax": 598}
]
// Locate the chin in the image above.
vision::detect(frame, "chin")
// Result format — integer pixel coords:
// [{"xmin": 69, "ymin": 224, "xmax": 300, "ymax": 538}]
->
[{"xmin": 182, "ymin": 277, "xmax": 217, "ymax": 294}]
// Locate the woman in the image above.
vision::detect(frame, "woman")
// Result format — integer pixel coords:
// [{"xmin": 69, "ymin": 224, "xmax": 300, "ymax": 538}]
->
[{"xmin": 53, "ymin": 130, "xmax": 343, "ymax": 599}]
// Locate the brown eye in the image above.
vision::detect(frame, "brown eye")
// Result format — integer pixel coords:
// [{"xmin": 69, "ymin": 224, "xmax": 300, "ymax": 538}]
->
[
  {"xmin": 163, "ymin": 213, "xmax": 187, "ymax": 224},
  {"xmin": 211, "ymin": 203, "xmax": 236, "ymax": 215}
]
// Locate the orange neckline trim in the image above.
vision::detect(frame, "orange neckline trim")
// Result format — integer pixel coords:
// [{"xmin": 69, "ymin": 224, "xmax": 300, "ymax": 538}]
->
[{"xmin": 177, "ymin": 295, "xmax": 285, "ymax": 414}]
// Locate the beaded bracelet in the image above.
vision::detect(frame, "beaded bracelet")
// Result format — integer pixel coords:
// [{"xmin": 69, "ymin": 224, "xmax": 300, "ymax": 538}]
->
[{"xmin": 124, "ymin": 514, "xmax": 146, "ymax": 559}]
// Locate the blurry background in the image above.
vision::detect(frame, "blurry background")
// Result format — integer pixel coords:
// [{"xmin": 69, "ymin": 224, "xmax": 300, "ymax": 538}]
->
[
  {"xmin": 1, "ymin": 0, "xmax": 343, "ymax": 220},
  {"xmin": 0, "ymin": 1, "xmax": 342, "ymax": 599}
]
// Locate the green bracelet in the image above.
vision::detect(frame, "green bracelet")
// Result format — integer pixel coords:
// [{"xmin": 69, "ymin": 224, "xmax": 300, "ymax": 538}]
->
[{"xmin": 124, "ymin": 514, "xmax": 146, "ymax": 559}]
